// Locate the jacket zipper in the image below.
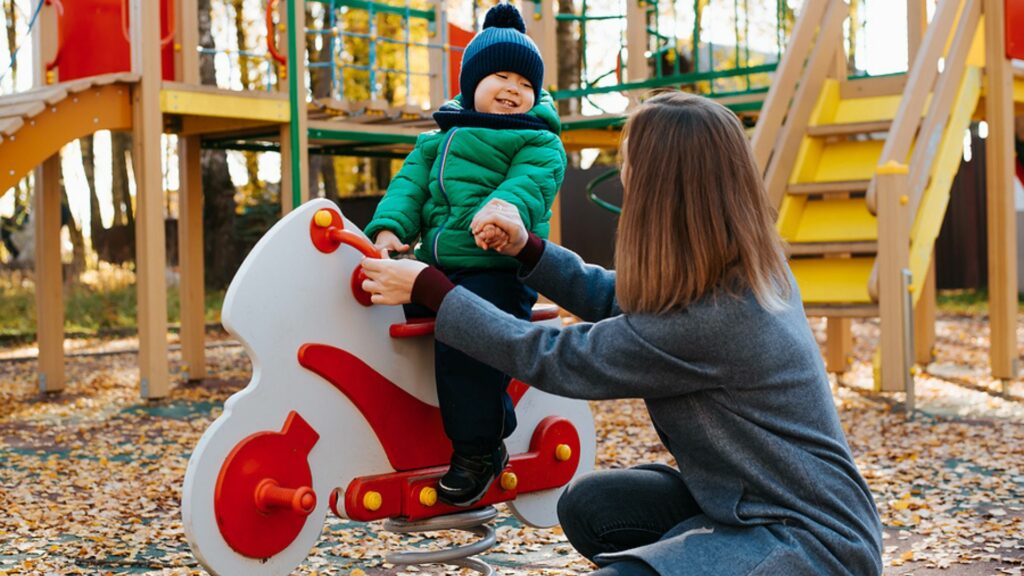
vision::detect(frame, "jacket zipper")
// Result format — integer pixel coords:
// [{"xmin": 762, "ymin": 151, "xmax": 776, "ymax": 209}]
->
[{"xmin": 433, "ymin": 127, "xmax": 459, "ymax": 266}]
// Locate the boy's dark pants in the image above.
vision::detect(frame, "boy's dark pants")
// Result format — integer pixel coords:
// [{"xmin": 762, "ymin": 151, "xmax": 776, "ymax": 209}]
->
[{"xmin": 406, "ymin": 268, "xmax": 537, "ymax": 457}]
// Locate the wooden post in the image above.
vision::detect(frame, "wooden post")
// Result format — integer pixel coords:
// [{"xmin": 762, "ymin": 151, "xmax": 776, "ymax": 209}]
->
[
  {"xmin": 825, "ymin": 318, "xmax": 853, "ymax": 373},
  {"xmin": 131, "ymin": 0, "xmax": 171, "ymax": 398},
  {"xmin": 34, "ymin": 157, "xmax": 65, "ymax": 393},
  {"xmin": 876, "ymin": 162, "xmax": 912, "ymax": 392},
  {"xmin": 280, "ymin": 0, "xmax": 309, "ymax": 214},
  {"xmin": 524, "ymin": 0, "xmax": 560, "ymax": 244},
  {"xmin": 32, "ymin": 0, "xmax": 64, "ymax": 392},
  {"xmin": 428, "ymin": 0, "xmax": 447, "ymax": 108},
  {"xmin": 984, "ymin": 0, "xmax": 1018, "ymax": 379},
  {"xmin": 178, "ymin": 136, "xmax": 206, "ymax": 381},
  {"xmin": 175, "ymin": 0, "xmax": 199, "ymax": 84},
  {"xmin": 914, "ymin": 256, "xmax": 936, "ymax": 365},
  {"xmin": 907, "ymin": 0, "xmax": 928, "ymax": 62},
  {"xmin": 625, "ymin": 0, "xmax": 649, "ymax": 85}
]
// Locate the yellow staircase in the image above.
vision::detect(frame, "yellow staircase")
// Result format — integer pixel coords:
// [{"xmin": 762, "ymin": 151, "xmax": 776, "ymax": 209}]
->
[{"xmin": 781, "ymin": 68, "xmax": 983, "ymax": 318}]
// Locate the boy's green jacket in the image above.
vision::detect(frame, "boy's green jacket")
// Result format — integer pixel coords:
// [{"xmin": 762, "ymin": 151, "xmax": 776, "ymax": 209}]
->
[{"xmin": 364, "ymin": 90, "xmax": 566, "ymax": 270}]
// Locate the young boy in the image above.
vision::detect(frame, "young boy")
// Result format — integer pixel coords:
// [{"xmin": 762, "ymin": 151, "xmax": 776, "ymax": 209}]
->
[{"xmin": 363, "ymin": 2, "xmax": 566, "ymax": 507}]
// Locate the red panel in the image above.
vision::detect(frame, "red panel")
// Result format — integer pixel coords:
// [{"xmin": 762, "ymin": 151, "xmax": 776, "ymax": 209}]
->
[
  {"xmin": 298, "ymin": 343, "xmax": 531, "ymax": 472},
  {"xmin": 1008, "ymin": 0, "xmax": 1024, "ymax": 59},
  {"xmin": 50, "ymin": 0, "xmax": 174, "ymax": 82},
  {"xmin": 448, "ymin": 24, "xmax": 475, "ymax": 99},
  {"xmin": 214, "ymin": 411, "xmax": 320, "ymax": 559},
  {"xmin": 340, "ymin": 416, "xmax": 581, "ymax": 521}
]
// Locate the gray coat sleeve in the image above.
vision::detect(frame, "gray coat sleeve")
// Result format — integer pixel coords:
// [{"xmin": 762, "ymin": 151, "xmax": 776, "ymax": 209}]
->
[
  {"xmin": 434, "ymin": 287, "xmax": 720, "ymax": 400},
  {"xmin": 520, "ymin": 241, "xmax": 620, "ymax": 322}
]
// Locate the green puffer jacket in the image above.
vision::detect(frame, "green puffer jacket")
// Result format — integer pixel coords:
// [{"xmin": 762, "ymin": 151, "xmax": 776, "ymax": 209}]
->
[{"xmin": 364, "ymin": 91, "xmax": 566, "ymax": 270}]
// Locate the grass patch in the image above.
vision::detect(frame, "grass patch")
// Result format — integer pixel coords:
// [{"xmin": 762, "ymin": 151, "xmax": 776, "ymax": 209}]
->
[
  {"xmin": 0, "ymin": 267, "xmax": 225, "ymax": 340},
  {"xmin": 936, "ymin": 288, "xmax": 1024, "ymax": 315}
]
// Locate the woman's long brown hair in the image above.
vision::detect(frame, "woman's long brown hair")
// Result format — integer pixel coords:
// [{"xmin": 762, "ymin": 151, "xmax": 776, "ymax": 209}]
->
[{"xmin": 615, "ymin": 91, "xmax": 790, "ymax": 314}]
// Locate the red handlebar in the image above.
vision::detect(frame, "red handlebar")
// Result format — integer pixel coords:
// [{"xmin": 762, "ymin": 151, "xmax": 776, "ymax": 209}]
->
[{"xmin": 267, "ymin": 0, "xmax": 288, "ymax": 67}]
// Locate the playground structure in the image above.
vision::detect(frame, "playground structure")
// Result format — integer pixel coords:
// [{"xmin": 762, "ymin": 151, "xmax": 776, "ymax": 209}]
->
[
  {"xmin": 180, "ymin": 199, "xmax": 597, "ymax": 574},
  {"xmin": 1, "ymin": 1, "xmax": 1024, "ymax": 396}
]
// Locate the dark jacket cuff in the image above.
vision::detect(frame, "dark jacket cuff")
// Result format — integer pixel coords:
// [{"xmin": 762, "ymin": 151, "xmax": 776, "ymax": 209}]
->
[
  {"xmin": 515, "ymin": 233, "xmax": 545, "ymax": 270},
  {"xmin": 411, "ymin": 266, "xmax": 456, "ymax": 312}
]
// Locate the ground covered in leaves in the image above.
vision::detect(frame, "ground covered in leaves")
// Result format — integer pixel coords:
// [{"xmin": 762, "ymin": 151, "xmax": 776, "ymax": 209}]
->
[{"xmin": 1, "ymin": 314, "xmax": 1024, "ymax": 575}]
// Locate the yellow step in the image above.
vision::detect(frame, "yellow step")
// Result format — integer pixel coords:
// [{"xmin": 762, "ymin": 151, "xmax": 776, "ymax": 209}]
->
[
  {"xmin": 790, "ymin": 198, "xmax": 877, "ymax": 244},
  {"xmin": 789, "ymin": 257, "xmax": 875, "ymax": 304},
  {"xmin": 798, "ymin": 139, "xmax": 884, "ymax": 184}
]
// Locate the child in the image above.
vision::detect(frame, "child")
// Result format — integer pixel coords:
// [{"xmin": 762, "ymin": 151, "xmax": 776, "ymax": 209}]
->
[
  {"xmin": 362, "ymin": 92, "xmax": 883, "ymax": 574},
  {"xmin": 363, "ymin": 2, "xmax": 566, "ymax": 507}
]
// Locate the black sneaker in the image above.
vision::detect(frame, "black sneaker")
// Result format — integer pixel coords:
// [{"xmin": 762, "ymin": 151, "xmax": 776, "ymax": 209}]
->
[{"xmin": 437, "ymin": 443, "xmax": 509, "ymax": 507}]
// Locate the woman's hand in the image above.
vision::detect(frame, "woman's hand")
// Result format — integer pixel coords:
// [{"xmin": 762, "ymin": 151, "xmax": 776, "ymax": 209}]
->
[
  {"xmin": 360, "ymin": 257, "xmax": 428, "ymax": 305},
  {"xmin": 471, "ymin": 199, "xmax": 529, "ymax": 256},
  {"xmin": 373, "ymin": 230, "xmax": 410, "ymax": 257}
]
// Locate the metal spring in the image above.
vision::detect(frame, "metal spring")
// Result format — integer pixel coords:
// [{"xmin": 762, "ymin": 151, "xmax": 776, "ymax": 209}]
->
[{"xmin": 383, "ymin": 506, "xmax": 499, "ymax": 575}]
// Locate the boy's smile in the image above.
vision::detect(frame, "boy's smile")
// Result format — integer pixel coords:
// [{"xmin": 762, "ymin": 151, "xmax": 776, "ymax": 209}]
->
[{"xmin": 474, "ymin": 71, "xmax": 535, "ymax": 115}]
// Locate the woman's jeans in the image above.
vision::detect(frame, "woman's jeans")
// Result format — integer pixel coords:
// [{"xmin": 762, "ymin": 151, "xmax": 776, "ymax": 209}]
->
[
  {"xmin": 557, "ymin": 464, "xmax": 702, "ymax": 575},
  {"xmin": 405, "ymin": 267, "xmax": 537, "ymax": 456}
]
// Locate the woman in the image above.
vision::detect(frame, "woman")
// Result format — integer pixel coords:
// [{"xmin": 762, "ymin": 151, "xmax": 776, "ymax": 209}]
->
[{"xmin": 360, "ymin": 92, "xmax": 882, "ymax": 575}]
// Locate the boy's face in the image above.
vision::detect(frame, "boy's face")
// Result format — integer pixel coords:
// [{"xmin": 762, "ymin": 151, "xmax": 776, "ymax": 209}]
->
[{"xmin": 474, "ymin": 72, "xmax": 535, "ymax": 114}]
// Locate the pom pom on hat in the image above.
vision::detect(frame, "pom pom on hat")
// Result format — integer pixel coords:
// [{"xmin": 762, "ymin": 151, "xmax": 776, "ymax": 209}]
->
[
  {"xmin": 483, "ymin": 3, "xmax": 526, "ymax": 33},
  {"xmin": 459, "ymin": 3, "xmax": 544, "ymax": 111}
]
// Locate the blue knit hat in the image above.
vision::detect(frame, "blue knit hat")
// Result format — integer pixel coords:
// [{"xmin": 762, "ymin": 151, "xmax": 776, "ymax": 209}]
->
[{"xmin": 459, "ymin": 3, "xmax": 544, "ymax": 112}]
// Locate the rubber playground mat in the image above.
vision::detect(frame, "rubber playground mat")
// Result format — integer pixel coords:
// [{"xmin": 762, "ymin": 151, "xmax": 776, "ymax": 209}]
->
[{"xmin": 2, "ymin": 315, "xmax": 1024, "ymax": 575}]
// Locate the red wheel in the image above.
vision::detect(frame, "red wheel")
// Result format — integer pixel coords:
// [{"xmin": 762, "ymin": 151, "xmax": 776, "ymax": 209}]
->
[{"xmin": 214, "ymin": 411, "xmax": 320, "ymax": 560}]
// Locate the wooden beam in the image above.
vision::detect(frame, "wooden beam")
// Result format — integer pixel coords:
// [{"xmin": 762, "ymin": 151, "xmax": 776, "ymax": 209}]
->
[
  {"xmin": 763, "ymin": 0, "xmax": 847, "ymax": 208},
  {"xmin": 907, "ymin": 0, "xmax": 929, "ymax": 62},
  {"xmin": 175, "ymin": 0, "xmax": 199, "ymax": 84},
  {"xmin": 914, "ymin": 256, "xmax": 936, "ymax": 365},
  {"xmin": 876, "ymin": 162, "xmax": 912, "ymax": 392},
  {"xmin": 525, "ymin": 0, "xmax": 557, "ymax": 94},
  {"xmin": 428, "ymin": 0, "xmax": 446, "ymax": 108},
  {"xmin": 750, "ymin": 0, "xmax": 830, "ymax": 173},
  {"xmin": 131, "ymin": 0, "xmax": 171, "ymax": 398},
  {"xmin": 984, "ymin": 0, "xmax": 1019, "ymax": 379},
  {"xmin": 34, "ymin": 156, "xmax": 64, "ymax": 393},
  {"xmin": 625, "ymin": 0, "xmax": 649, "ymax": 85},
  {"xmin": 825, "ymin": 317, "xmax": 853, "ymax": 373},
  {"xmin": 178, "ymin": 135, "xmax": 205, "ymax": 381}
]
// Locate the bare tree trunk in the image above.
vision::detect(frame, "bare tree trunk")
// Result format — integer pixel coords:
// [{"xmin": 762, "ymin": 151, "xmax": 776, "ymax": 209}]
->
[
  {"xmin": 80, "ymin": 135, "xmax": 103, "ymax": 240},
  {"xmin": 110, "ymin": 131, "xmax": 135, "ymax": 228},
  {"xmin": 556, "ymin": 0, "xmax": 579, "ymax": 117},
  {"xmin": 199, "ymin": 0, "xmax": 239, "ymax": 289},
  {"xmin": 306, "ymin": 6, "xmax": 341, "ymax": 201},
  {"xmin": 61, "ymin": 185, "xmax": 86, "ymax": 280},
  {"xmin": 3, "ymin": 0, "xmax": 16, "ymax": 86}
]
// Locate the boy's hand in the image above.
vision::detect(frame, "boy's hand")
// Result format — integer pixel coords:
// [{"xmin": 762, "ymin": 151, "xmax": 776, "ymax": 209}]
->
[
  {"xmin": 470, "ymin": 199, "xmax": 529, "ymax": 256},
  {"xmin": 373, "ymin": 230, "xmax": 410, "ymax": 257},
  {"xmin": 474, "ymin": 224, "xmax": 509, "ymax": 251}
]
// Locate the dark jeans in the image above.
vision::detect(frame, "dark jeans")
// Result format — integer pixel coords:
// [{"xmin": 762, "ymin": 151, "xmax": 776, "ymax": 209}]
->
[
  {"xmin": 557, "ymin": 464, "xmax": 702, "ymax": 574},
  {"xmin": 405, "ymin": 267, "xmax": 537, "ymax": 456}
]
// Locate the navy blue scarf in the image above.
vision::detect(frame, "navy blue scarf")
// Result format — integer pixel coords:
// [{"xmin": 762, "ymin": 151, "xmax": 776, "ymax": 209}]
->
[{"xmin": 433, "ymin": 105, "xmax": 554, "ymax": 133}]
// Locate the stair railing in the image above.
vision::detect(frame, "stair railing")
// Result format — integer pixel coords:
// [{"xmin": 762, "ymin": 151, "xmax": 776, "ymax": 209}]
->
[
  {"xmin": 868, "ymin": 0, "xmax": 980, "ymax": 300},
  {"xmin": 866, "ymin": 0, "xmax": 963, "ymax": 215},
  {"xmin": 750, "ymin": 0, "xmax": 848, "ymax": 209}
]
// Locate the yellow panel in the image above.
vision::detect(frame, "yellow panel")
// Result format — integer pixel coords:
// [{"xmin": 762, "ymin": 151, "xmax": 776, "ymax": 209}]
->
[
  {"xmin": 789, "ymin": 257, "xmax": 875, "ymax": 304},
  {"xmin": 967, "ymin": 21, "xmax": 985, "ymax": 68},
  {"xmin": 561, "ymin": 129, "xmax": 621, "ymax": 150},
  {"xmin": 160, "ymin": 89, "xmax": 289, "ymax": 122},
  {"xmin": 776, "ymin": 194, "xmax": 807, "ymax": 239},
  {"xmin": 809, "ymin": 139, "xmax": 885, "ymax": 183},
  {"xmin": 776, "ymin": 83, "xmax": 838, "ymax": 238},
  {"xmin": 810, "ymin": 79, "xmax": 841, "ymax": 125},
  {"xmin": 909, "ymin": 67, "xmax": 982, "ymax": 302},
  {"xmin": 792, "ymin": 198, "xmax": 877, "ymax": 243},
  {"xmin": 1015, "ymin": 76, "xmax": 1024, "ymax": 104}
]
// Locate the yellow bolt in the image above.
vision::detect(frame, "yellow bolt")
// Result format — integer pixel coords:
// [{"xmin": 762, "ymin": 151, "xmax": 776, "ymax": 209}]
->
[
  {"xmin": 500, "ymin": 471, "xmax": 518, "ymax": 491},
  {"xmin": 362, "ymin": 491, "xmax": 382, "ymax": 512},
  {"xmin": 314, "ymin": 209, "xmax": 334, "ymax": 228},
  {"xmin": 419, "ymin": 486, "xmax": 438, "ymax": 507},
  {"xmin": 899, "ymin": 195, "xmax": 909, "ymax": 205},
  {"xmin": 555, "ymin": 444, "xmax": 572, "ymax": 462},
  {"xmin": 174, "ymin": 42, "xmax": 182, "ymax": 52},
  {"xmin": 533, "ymin": 12, "xmax": 541, "ymax": 20}
]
